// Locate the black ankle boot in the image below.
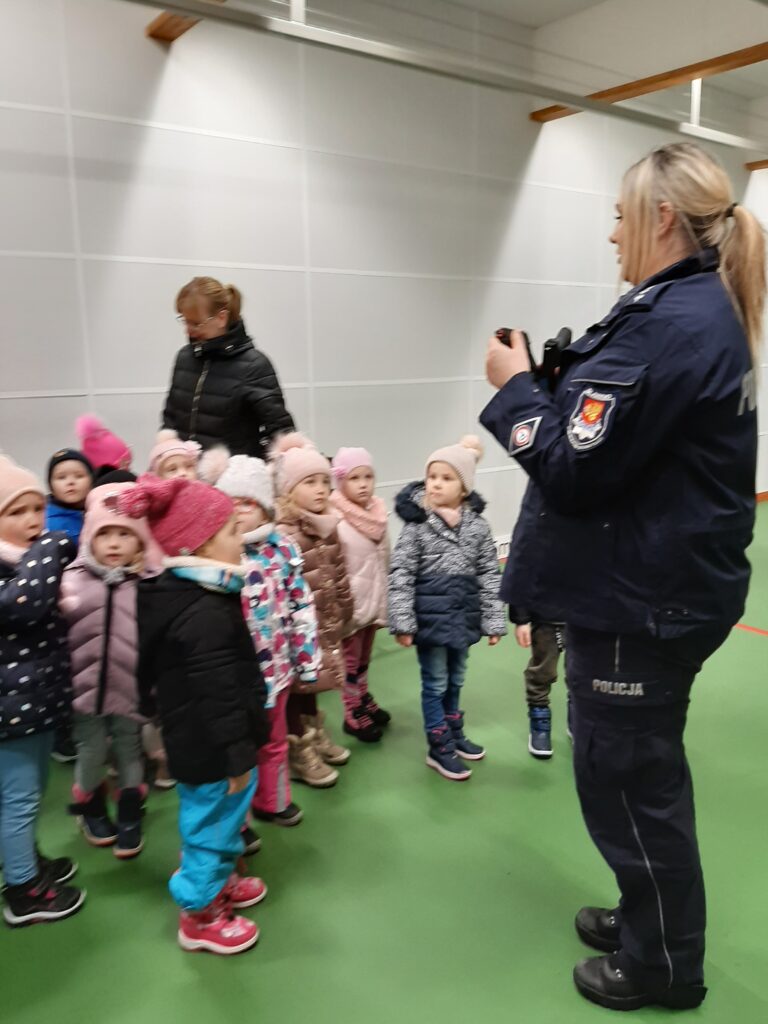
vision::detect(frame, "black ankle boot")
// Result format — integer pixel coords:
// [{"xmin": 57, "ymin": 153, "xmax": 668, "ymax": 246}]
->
[
  {"xmin": 68, "ymin": 782, "xmax": 117, "ymax": 847},
  {"xmin": 362, "ymin": 690, "xmax": 391, "ymax": 727},
  {"xmin": 575, "ymin": 906, "xmax": 621, "ymax": 952},
  {"xmin": 36, "ymin": 847, "xmax": 78, "ymax": 885},
  {"xmin": 343, "ymin": 704, "xmax": 383, "ymax": 743},
  {"xmin": 3, "ymin": 873, "xmax": 86, "ymax": 927},
  {"xmin": 574, "ymin": 954, "xmax": 707, "ymax": 1011},
  {"xmin": 115, "ymin": 788, "xmax": 144, "ymax": 860}
]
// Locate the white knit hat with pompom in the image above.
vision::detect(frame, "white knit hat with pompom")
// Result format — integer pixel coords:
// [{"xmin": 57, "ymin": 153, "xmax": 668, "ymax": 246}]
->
[
  {"xmin": 199, "ymin": 446, "xmax": 275, "ymax": 515},
  {"xmin": 425, "ymin": 435, "xmax": 483, "ymax": 494}
]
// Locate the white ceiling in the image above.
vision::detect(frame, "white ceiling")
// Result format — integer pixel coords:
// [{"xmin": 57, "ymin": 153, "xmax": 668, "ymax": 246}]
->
[{"xmin": 457, "ymin": 0, "xmax": 604, "ymax": 27}]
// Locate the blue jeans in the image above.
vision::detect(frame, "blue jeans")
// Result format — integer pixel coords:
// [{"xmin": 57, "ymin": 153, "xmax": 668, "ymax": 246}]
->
[
  {"xmin": 416, "ymin": 645, "xmax": 469, "ymax": 732},
  {"xmin": 170, "ymin": 770, "xmax": 257, "ymax": 912},
  {"xmin": 0, "ymin": 732, "xmax": 54, "ymax": 886}
]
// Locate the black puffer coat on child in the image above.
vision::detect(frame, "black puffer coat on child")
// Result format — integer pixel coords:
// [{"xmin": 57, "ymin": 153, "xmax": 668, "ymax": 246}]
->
[{"xmin": 137, "ymin": 571, "xmax": 270, "ymax": 785}]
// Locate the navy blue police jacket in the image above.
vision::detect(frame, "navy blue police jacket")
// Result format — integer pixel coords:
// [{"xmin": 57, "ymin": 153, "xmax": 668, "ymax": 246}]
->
[{"xmin": 480, "ymin": 248, "xmax": 757, "ymax": 638}]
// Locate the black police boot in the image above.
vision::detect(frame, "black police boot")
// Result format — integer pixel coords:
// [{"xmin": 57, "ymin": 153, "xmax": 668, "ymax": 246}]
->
[
  {"xmin": 575, "ymin": 905, "xmax": 621, "ymax": 952},
  {"xmin": 574, "ymin": 954, "xmax": 707, "ymax": 1011}
]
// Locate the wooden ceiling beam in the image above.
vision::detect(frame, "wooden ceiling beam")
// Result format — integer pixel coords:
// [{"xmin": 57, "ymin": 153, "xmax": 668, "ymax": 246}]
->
[
  {"xmin": 146, "ymin": 0, "xmax": 226, "ymax": 43},
  {"xmin": 530, "ymin": 41, "xmax": 768, "ymax": 123},
  {"xmin": 745, "ymin": 158, "xmax": 768, "ymax": 170}
]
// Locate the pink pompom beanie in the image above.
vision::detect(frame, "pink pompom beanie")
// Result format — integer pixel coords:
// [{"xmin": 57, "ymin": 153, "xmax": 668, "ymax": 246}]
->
[
  {"xmin": 75, "ymin": 415, "xmax": 132, "ymax": 472},
  {"xmin": 0, "ymin": 455, "xmax": 44, "ymax": 517},
  {"xmin": 117, "ymin": 474, "xmax": 234, "ymax": 557},
  {"xmin": 426, "ymin": 435, "xmax": 483, "ymax": 494},
  {"xmin": 82, "ymin": 482, "xmax": 163, "ymax": 570},
  {"xmin": 331, "ymin": 447, "xmax": 374, "ymax": 483},
  {"xmin": 269, "ymin": 433, "xmax": 331, "ymax": 497},
  {"xmin": 148, "ymin": 430, "xmax": 201, "ymax": 475}
]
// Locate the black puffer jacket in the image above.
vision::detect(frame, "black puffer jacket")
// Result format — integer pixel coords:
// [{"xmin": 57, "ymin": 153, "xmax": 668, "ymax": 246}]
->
[
  {"xmin": 162, "ymin": 320, "xmax": 295, "ymax": 457},
  {"xmin": 0, "ymin": 533, "xmax": 76, "ymax": 742},
  {"xmin": 136, "ymin": 571, "xmax": 269, "ymax": 785}
]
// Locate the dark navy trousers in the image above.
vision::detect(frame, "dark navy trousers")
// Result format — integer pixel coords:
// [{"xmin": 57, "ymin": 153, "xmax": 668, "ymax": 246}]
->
[{"xmin": 566, "ymin": 624, "xmax": 730, "ymax": 993}]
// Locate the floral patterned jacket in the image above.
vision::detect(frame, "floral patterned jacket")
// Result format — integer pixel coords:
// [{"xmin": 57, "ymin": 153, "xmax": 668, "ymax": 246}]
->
[{"xmin": 241, "ymin": 524, "xmax": 321, "ymax": 706}]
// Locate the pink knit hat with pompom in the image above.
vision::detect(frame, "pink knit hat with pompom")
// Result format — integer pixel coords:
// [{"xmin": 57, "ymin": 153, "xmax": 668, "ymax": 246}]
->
[
  {"xmin": 148, "ymin": 430, "xmax": 201, "ymax": 475},
  {"xmin": 83, "ymin": 482, "xmax": 164, "ymax": 571},
  {"xmin": 331, "ymin": 447, "xmax": 374, "ymax": 482},
  {"xmin": 269, "ymin": 432, "xmax": 331, "ymax": 497},
  {"xmin": 116, "ymin": 473, "xmax": 233, "ymax": 557},
  {"xmin": 426, "ymin": 435, "xmax": 483, "ymax": 494},
  {"xmin": 75, "ymin": 415, "xmax": 132, "ymax": 472}
]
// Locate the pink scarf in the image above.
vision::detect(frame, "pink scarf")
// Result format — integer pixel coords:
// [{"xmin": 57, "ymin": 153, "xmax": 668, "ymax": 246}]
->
[
  {"xmin": 432, "ymin": 506, "xmax": 462, "ymax": 529},
  {"xmin": 331, "ymin": 491, "xmax": 388, "ymax": 543},
  {"xmin": 298, "ymin": 507, "xmax": 339, "ymax": 540},
  {"xmin": 0, "ymin": 538, "xmax": 27, "ymax": 566}
]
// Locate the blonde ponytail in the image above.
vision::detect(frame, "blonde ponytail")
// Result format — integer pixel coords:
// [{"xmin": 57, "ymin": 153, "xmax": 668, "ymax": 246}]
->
[
  {"xmin": 719, "ymin": 204, "xmax": 765, "ymax": 366},
  {"xmin": 621, "ymin": 143, "xmax": 766, "ymax": 365}
]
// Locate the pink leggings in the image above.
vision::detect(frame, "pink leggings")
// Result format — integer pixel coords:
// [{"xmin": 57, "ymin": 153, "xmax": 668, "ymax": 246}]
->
[
  {"xmin": 252, "ymin": 687, "xmax": 291, "ymax": 815},
  {"xmin": 342, "ymin": 625, "xmax": 377, "ymax": 718}
]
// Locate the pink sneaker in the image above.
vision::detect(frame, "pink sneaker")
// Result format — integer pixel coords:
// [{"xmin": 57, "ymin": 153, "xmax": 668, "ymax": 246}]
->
[
  {"xmin": 222, "ymin": 873, "xmax": 268, "ymax": 909},
  {"xmin": 178, "ymin": 898, "xmax": 259, "ymax": 955}
]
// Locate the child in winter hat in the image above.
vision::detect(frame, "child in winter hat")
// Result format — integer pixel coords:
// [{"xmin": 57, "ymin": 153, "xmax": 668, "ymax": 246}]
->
[
  {"xmin": 148, "ymin": 430, "xmax": 201, "ymax": 482},
  {"xmin": 200, "ymin": 447, "xmax": 320, "ymax": 827},
  {"xmin": 45, "ymin": 449, "xmax": 94, "ymax": 545},
  {"xmin": 388, "ymin": 436, "xmax": 506, "ymax": 783},
  {"xmin": 0, "ymin": 454, "xmax": 45, "ymax": 534},
  {"xmin": 84, "ymin": 482, "xmax": 174, "ymax": 789},
  {"xmin": 118, "ymin": 474, "xmax": 233, "ymax": 559},
  {"xmin": 61, "ymin": 483, "xmax": 158, "ymax": 861},
  {"xmin": 75, "ymin": 415, "xmax": 132, "ymax": 483},
  {"xmin": 118, "ymin": 473, "xmax": 269, "ymax": 956},
  {"xmin": 0, "ymin": 454, "xmax": 85, "ymax": 926},
  {"xmin": 330, "ymin": 447, "xmax": 391, "ymax": 743},
  {"xmin": 269, "ymin": 433, "xmax": 354, "ymax": 788}
]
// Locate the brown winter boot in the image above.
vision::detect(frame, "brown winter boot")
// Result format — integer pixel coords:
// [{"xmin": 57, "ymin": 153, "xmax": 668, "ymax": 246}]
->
[
  {"xmin": 302, "ymin": 712, "xmax": 351, "ymax": 766},
  {"xmin": 288, "ymin": 731, "xmax": 339, "ymax": 788}
]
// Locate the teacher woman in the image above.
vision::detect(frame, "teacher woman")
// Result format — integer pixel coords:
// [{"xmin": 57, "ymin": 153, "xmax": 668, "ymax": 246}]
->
[
  {"xmin": 163, "ymin": 276, "xmax": 295, "ymax": 457},
  {"xmin": 480, "ymin": 142, "xmax": 764, "ymax": 1013}
]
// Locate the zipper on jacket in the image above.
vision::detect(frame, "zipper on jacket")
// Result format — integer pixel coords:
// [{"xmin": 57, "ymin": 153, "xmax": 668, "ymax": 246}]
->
[
  {"xmin": 95, "ymin": 584, "xmax": 116, "ymax": 716},
  {"xmin": 614, "ymin": 635, "xmax": 621, "ymax": 674},
  {"xmin": 189, "ymin": 358, "xmax": 210, "ymax": 440}
]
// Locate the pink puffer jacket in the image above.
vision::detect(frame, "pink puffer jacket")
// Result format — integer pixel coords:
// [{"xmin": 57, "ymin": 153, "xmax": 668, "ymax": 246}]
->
[
  {"xmin": 61, "ymin": 562, "xmax": 146, "ymax": 721},
  {"xmin": 330, "ymin": 492, "xmax": 389, "ymax": 632}
]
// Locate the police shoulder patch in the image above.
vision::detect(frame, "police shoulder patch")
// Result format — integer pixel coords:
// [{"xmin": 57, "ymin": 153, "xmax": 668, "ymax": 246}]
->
[
  {"xmin": 509, "ymin": 416, "xmax": 541, "ymax": 455},
  {"xmin": 567, "ymin": 388, "xmax": 616, "ymax": 451}
]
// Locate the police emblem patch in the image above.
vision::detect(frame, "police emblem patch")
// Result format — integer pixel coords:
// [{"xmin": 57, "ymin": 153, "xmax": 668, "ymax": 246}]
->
[
  {"xmin": 509, "ymin": 416, "xmax": 541, "ymax": 454},
  {"xmin": 567, "ymin": 388, "xmax": 616, "ymax": 451}
]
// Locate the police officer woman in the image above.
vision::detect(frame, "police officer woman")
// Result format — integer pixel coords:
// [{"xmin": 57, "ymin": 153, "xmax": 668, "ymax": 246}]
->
[{"xmin": 481, "ymin": 143, "xmax": 764, "ymax": 1012}]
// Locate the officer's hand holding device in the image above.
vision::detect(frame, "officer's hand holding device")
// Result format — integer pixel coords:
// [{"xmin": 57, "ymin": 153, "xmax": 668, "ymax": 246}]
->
[{"xmin": 490, "ymin": 327, "xmax": 572, "ymax": 392}]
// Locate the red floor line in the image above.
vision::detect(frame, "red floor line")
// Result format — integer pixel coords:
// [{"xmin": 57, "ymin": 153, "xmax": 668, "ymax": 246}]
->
[{"xmin": 734, "ymin": 622, "xmax": 768, "ymax": 637}]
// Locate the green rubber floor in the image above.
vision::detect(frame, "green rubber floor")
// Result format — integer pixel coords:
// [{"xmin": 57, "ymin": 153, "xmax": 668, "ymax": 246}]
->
[{"xmin": 3, "ymin": 505, "xmax": 767, "ymax": 1024}]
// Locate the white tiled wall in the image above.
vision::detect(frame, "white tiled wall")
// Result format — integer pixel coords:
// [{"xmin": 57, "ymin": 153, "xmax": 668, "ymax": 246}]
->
[{"xmin": 0, "ymin": 0, "xmax": 765, "ymax": 553}]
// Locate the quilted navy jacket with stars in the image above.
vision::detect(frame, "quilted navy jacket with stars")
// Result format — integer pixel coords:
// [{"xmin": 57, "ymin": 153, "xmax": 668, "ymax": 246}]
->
[{"xmin": 0, "ymin": 533, "xmax": 75, "ymax": 742}]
